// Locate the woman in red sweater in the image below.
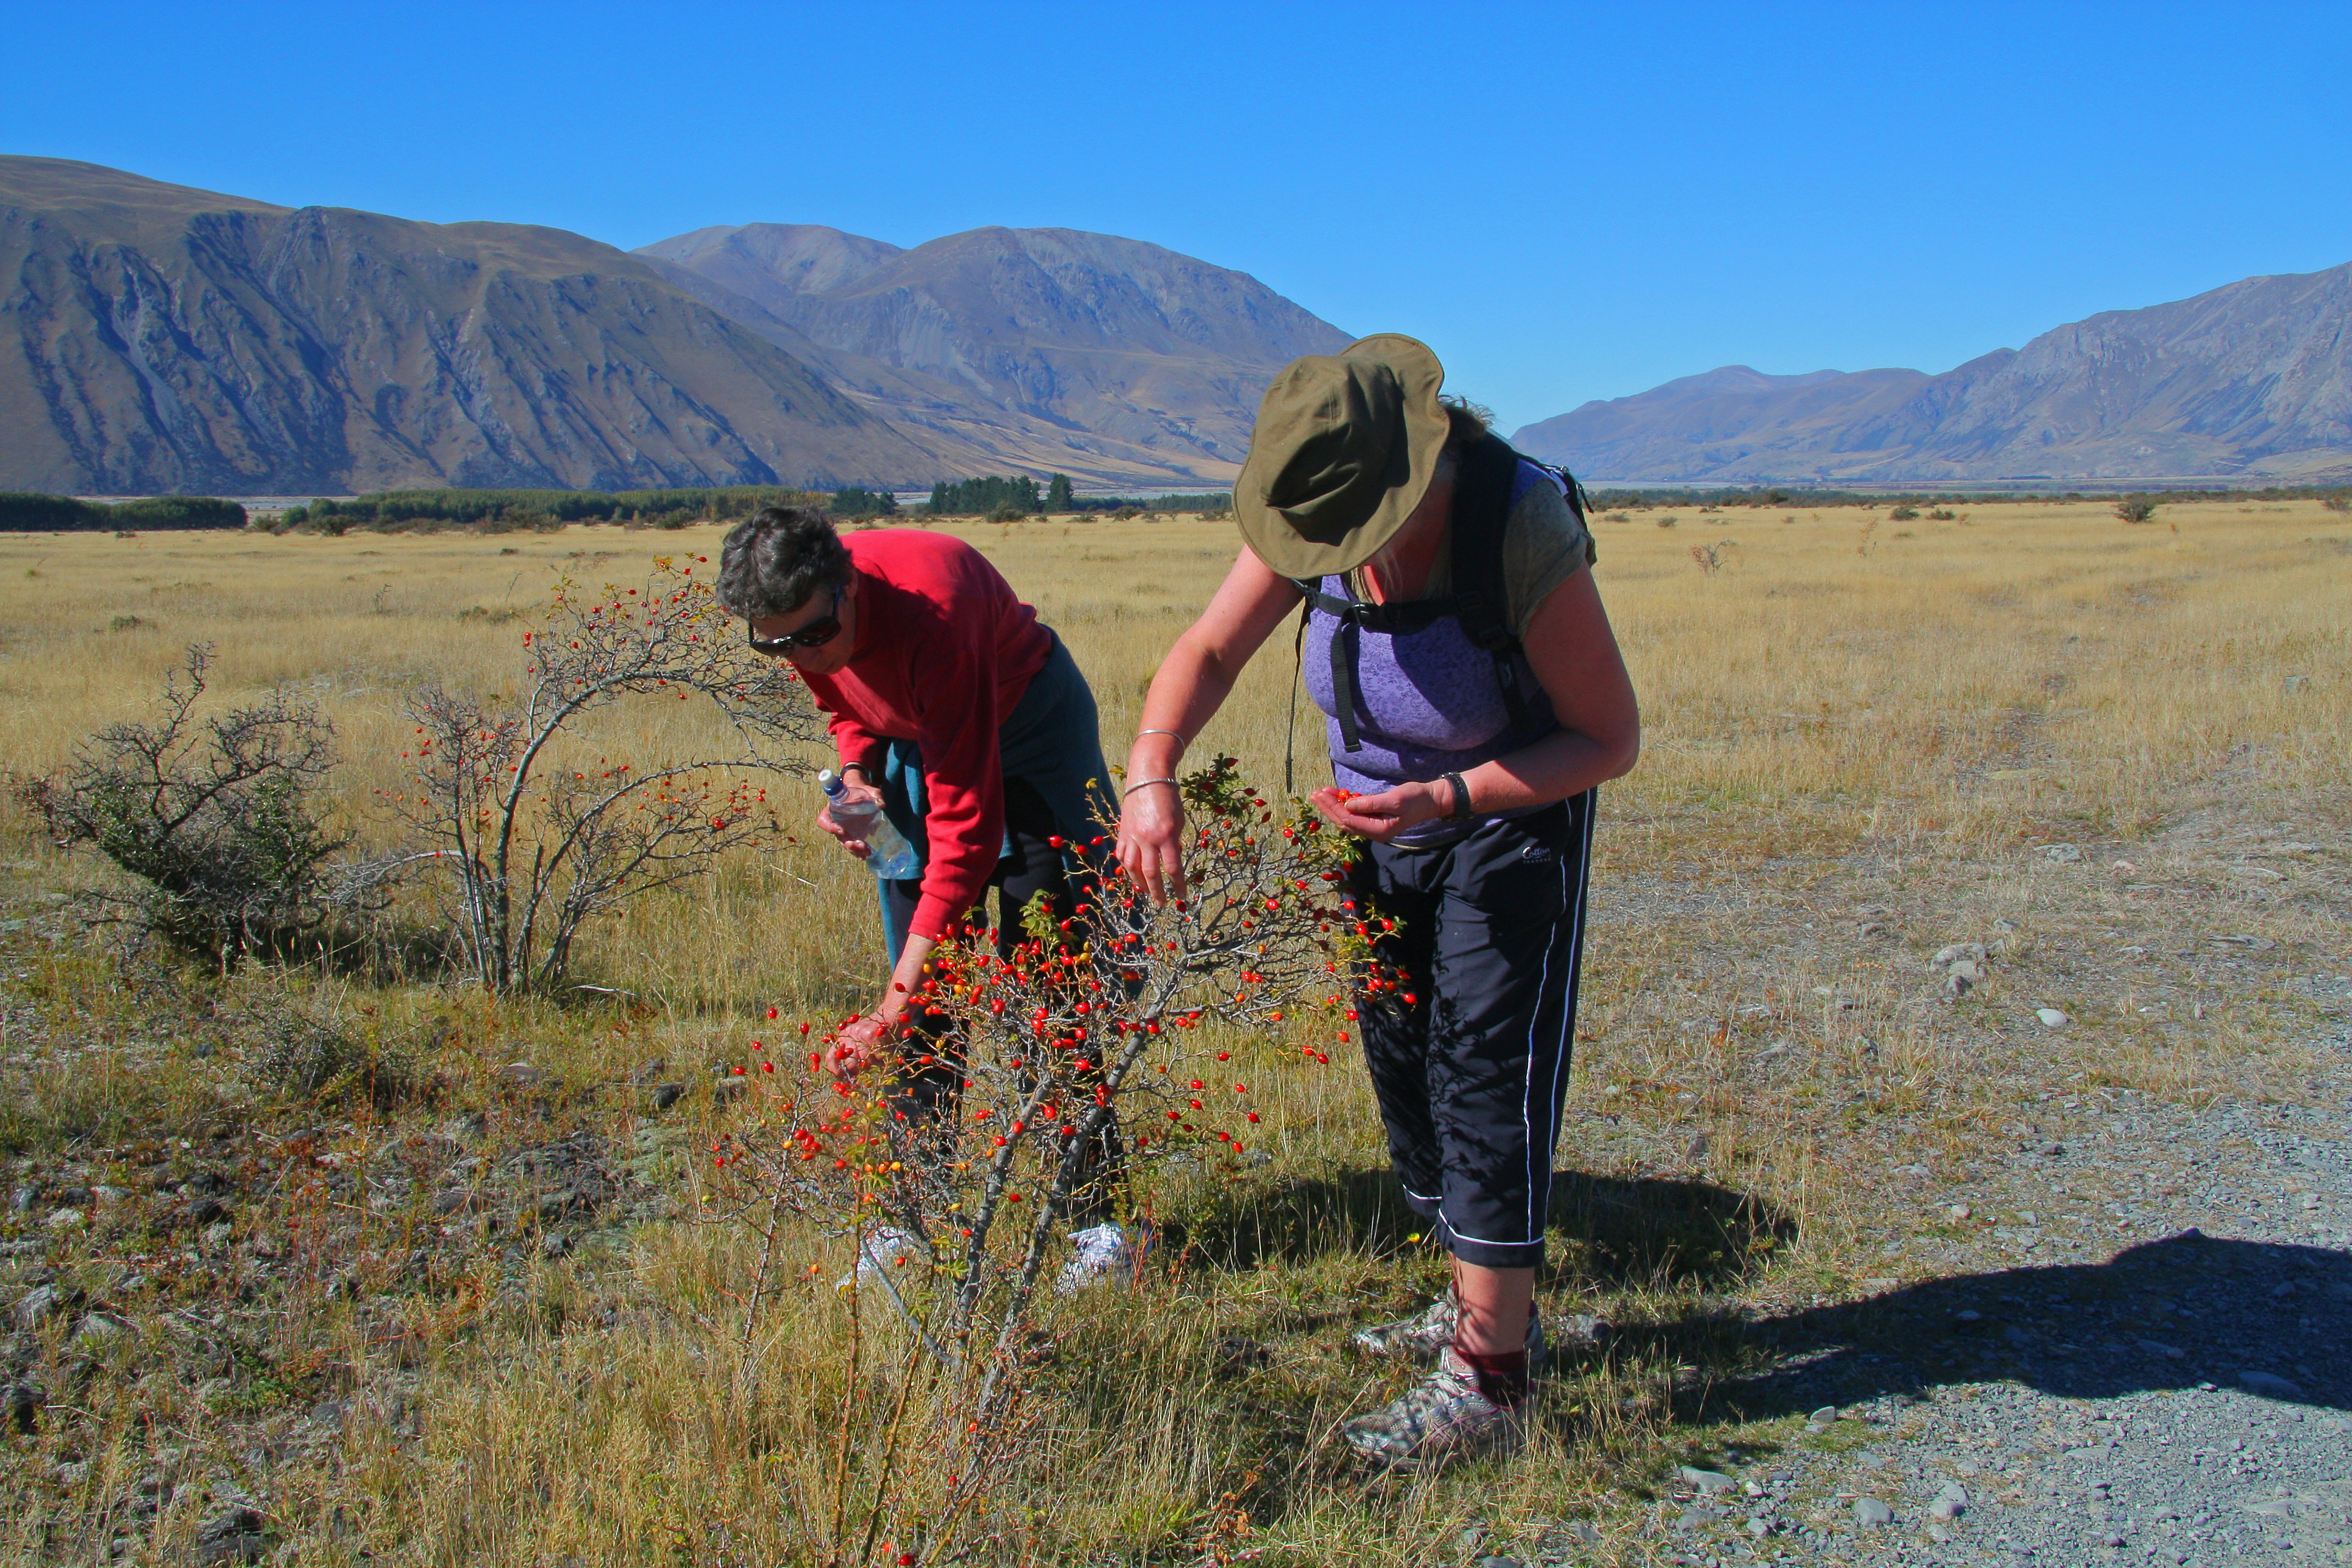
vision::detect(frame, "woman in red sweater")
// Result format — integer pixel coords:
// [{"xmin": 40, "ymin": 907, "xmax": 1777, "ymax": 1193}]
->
[
  {"xmin": 715, "ymin": 505, "xmax": 1114, "ymax": 1042},
  {"xmin": 715, "ymin": 506, "xmax": 1131, "ymax": 1280}
]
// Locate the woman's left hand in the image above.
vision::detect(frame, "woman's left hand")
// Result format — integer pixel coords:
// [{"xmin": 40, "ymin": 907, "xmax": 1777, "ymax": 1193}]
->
[
  {"xmin": 1309, "ymin": 781, "xmax": 1446, "ymax": 843},
  {"xmin": 827, "ymin": 1011, "xmax": 891, "ymax": 1077}
]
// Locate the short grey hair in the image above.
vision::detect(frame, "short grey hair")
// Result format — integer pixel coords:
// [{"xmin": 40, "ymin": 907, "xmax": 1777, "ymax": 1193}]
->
[{"xmin": 714, "ymin": 506, "xmax": 853, "ymax": 620}]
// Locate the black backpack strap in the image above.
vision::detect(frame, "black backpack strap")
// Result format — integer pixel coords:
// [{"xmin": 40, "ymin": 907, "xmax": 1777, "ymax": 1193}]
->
[
  {"xmin": 1544, "ymin": 459, "xmax": 1600, "ymax": 567},
  {"xmin": 1450, "ymin": 433, "xmax": 1534, "ymax": 730},
  {"xmin": 1293, "ymin": 577, "xmax": 1368, "ymax": 754}
]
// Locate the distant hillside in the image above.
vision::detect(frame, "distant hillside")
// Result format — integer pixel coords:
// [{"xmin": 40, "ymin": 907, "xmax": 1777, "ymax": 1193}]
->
[
  {"xmin": 637, "ymin": 222, "xmax": 1353, "ymax": 482},
  {"xmin": 1516, "ymin": 264, "xmax": 2352, "ymax": 485},
  {"xmin": 0, "ymin": 159, "xmax": 942, "ymax": 494}
]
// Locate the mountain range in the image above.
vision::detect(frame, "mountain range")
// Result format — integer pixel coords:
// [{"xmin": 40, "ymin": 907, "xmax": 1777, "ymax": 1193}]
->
[
  {"xmin": 1512, "ymin": 263, "xmax": 2352, "ymax": 486},
  {"xmin": 633, "ymin": 223, "xmax": 1348, "ymax": 482},
  {"xmin": 0, "ymin": 157, "xmax": 1344, "ymax": 495},
  {"xmin": 7, "ymin": 154, "xmax": 2349, "ymax": 496}
]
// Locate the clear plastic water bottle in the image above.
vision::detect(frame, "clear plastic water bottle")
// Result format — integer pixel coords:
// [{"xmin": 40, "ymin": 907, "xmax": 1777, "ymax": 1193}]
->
[{"xmin": 820, "ymin": 770, "xmax": 921, "ymax": 880}]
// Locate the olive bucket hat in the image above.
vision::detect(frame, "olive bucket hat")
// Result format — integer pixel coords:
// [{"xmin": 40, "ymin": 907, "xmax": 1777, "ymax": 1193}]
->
[{"xmin": 1233, "ymin": 333, "xmax": 1450, "ymax": 579}]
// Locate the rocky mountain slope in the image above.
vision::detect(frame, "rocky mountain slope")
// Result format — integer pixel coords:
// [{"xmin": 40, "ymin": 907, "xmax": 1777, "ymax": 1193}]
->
[
  {"xmin": 1, "ymin": 160, "xmax": 1347, "ymax": 496},
  {"xmin": 0, "ymin": 157, "xmax": 956, "ymax": 496},
  {"xmin": 636, "ymin": 222, "xmax": 1353, "ymax": 481},
  {"xmin": 1515, "ymin": 264, "xmax": 2352, "ymax": 485}
]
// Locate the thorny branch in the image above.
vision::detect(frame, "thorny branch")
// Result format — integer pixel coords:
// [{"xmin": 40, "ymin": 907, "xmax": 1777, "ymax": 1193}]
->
[{"xmin": 704, "ymin": 758, "xmax": 1406, "ymax": 1560}]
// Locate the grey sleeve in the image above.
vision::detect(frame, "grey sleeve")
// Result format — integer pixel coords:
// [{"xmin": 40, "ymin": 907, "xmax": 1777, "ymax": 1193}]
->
[{"xmin": 1501, "ymin": 478, "xmax": 1597, "ymax": 638}]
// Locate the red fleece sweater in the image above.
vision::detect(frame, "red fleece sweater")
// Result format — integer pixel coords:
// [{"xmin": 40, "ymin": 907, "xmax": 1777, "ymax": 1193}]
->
[{"xmin": 800, "ymin": 529, "xmax": 1051, "ymax": 940}]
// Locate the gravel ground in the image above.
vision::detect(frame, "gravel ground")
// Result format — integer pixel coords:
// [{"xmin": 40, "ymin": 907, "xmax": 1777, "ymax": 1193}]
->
[{"xmin": 1613, "ymin": 1012, "xmax": 2352, "ymax": 1568}]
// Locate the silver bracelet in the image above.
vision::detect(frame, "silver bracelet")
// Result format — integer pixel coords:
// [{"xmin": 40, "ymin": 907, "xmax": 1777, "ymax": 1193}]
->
[
  {"xmin": 1121, "ymin": 776, "xmax": 1180, "ymax": 797},
  {"xmin": 1135, "ymin": 727, "xmax": 1188, "ymax": 755}
]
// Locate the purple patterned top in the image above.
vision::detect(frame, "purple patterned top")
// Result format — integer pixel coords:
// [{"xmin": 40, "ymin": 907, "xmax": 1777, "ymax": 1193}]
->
[{"xmin": 1302, "ymin": 459, "xmax": 1562, "ymax": 847}]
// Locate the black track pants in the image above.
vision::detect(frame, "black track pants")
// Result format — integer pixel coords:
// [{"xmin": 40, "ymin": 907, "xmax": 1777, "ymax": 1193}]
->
[{"xmin": 1351, "ymin": 792, "xmax": 1596, "ymax": 1270}]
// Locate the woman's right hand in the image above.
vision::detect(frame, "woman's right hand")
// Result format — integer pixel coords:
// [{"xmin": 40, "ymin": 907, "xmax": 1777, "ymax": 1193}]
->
[
  {"xmin": 815, "ymin": 778, "xmax": 885, "ymax": 860},
  {"xmin": 1116, "ymin": 780, "xmax": 1188, "ymax": 903}
]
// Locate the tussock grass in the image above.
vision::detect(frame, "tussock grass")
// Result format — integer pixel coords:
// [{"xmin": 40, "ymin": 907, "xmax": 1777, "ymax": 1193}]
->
[{"xmin": 1, "ymin": 501, "xmax": 2345, "ymax": 1564}]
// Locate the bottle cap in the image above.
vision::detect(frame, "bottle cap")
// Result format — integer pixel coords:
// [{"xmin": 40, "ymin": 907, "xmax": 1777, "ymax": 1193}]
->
[{"xmin": 818, "ymin": 769, "xmax": 843, "ymax": 795}]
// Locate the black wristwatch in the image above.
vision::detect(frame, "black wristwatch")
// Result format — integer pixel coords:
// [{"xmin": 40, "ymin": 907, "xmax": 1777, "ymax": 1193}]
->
[{"xmin": 1442, "ymin": 771, "xmax": 1474, "ymax": 822}]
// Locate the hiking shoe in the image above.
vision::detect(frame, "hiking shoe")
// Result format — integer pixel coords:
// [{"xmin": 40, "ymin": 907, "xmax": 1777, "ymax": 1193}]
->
[
  {"xmin": 1054, "ymin": 1222, "xmax": 1145, "ymax": 1294},
  {"xmin": 1340, "ymin": 1346, "xmax": 1526, "ymax": 1468},
  {"xmin": 1349, "ymin": 1292, "xmax": 1547, "ymax": 1370},
  {"xmin": 835, "ymin": 1226, "xmax": 923, "ymax": 1289}
]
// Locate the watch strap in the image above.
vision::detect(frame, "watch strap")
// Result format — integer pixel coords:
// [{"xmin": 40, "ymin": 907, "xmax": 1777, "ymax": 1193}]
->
[{"xmin": 1442, "ymin": 771, "xmax": 1474, "ymax": 821}]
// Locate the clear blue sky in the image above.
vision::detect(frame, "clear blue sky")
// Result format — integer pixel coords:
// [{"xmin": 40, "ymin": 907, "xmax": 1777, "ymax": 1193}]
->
[{"xmin": 9, "ymin": 1, "xmax": 2348, "ymax": 431}]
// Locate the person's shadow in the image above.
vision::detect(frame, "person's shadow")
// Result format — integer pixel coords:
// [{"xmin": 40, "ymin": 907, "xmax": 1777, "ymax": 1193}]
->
[
  {"xmin": 1664, "ymin": 1231, "xmax": 2352, "ymax": 1417},
  {"xmin": 1188, "ymin": 1164, "xmax": 2350, "ymax": 1411}
]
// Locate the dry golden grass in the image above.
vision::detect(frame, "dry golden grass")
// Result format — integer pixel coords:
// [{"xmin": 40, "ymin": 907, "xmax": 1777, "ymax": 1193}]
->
[{"xmin": 1, "ymin": 499, "xmax": 2346, "ymax": 1565}]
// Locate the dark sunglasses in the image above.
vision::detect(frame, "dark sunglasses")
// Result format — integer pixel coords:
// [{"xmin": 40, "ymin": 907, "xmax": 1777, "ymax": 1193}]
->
[{"xmin": 748, "ymin": 588, "xmax": 842, "ymax": 655}]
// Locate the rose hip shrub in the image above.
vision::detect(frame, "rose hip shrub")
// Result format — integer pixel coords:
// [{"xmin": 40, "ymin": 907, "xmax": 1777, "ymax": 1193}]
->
[
  {"xmin": 388, "ymin": 556, "xmax": 818, "ymax": 992},
  {"xmin": 704, "ymin": 756, "xmax": 1402, "ymax": 1389}
]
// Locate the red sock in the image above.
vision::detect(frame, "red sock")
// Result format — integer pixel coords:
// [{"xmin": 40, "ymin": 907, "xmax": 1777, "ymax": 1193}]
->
[{"xmin": 1453, "ymin": 1345, "xmax": 1529, "ymax": 1407}]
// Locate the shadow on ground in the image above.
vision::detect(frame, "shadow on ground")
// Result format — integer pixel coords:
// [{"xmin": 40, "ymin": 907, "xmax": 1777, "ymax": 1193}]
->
[
  {"xmin": 1182, "ymin": 1164, "xmax": 1796, "ymax": 1292},
  {"xmin": 1652, "ymin": 1232, "xmax": 2352, "ymax": 1418}
]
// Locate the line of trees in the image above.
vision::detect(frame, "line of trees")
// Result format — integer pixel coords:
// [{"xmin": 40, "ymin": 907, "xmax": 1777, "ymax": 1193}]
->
[
  {"xmin": 922, "ymin": 474, "xmax": 1236, "ymax": 518},
  {"xmin": 263, "ymin": 486, "xmax": 833, "ymax": 535},
  {"xmin": 0, "ymin": 493, "xmax": 248, "ymax": 532},
  {"xmin": 925, "ymin": 476, "xmax": 1043, "ymax": 517},
  {"xmin": 827, "ymin": 487, "xmax": 900, "ymax": 520}
]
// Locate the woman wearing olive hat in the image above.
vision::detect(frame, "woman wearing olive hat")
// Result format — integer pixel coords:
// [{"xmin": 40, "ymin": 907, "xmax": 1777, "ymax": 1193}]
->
[{"xmin": 1115, "ymin": 334, "xmax": 1640, "ymax": 1465}]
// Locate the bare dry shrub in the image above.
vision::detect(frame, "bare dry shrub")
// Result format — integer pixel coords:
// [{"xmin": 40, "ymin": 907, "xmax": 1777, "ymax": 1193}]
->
[
  {"xmin": 389, "ymin": 557, "xmax": 819, "ymax": 992},
  {"xmin": 23, "ymin": 646, "xmax": 386, "ymax": 971}
]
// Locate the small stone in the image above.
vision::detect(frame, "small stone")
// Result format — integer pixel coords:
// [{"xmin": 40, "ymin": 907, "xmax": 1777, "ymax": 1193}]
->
[
  {"xmin": 72, "ymin": 1311, "xmax": 128, "ymax": 1347},
  {"xmin": 2138, "ymin": 1338, "xmax": 2184, "ymax": 1359},
  {"xmin": 1946, "ymin": 1202, "xmax": 1972, "ymax": 1221},
  {"xmin": 2039, "ymin": 842, "xmax": 2083, "ymax": 863},
  {"xmin": 195, "ymin": 1505, "xmax": 268, "ymax": 1566},
  {"xmin": 1808, "ymin": 1405, "xmax": 1839, "ymax": 1424},
  {"xmin": 203, "ymin": 1221, "xmax": 235, "ymax": 1250},
  {"xmin": 2240, "ymin": 1370, "xmax": 2307, "ymax": 1399},
  {"xmin": 2036, "ymin": 1007, "xmax": 2069, "ymax": 1028},
  {"xmin": 3, "ymin": 1380, "xmax": 42, "ymax": 1433},
  {"xmin": 1931, "ymin": 1484, "xmax": 1968, "ymax": 1520},
  {"xmin": 91, "ymin": 1185, "xmax": 129, "ymax": 1205},
  {"xmin": 1746, "ymin": 1517, "xmax": 1772, "ymax": 1538},
  {"xmin": 1554, "ymin": 1313, "xmax": 1608, "ymax": 1348},
  {"xmin": 1932, "ymin": 943, "xmax": 1988, "ymax": 968},
  {"xmin": 1854, "ymin": 1496, "xmax": 1894, "ymax": 1527},
  {"xmin": 14, "ymin": 1284, "xmax": 61, "ymax": 1329},
  {"xmin": 7, "ymin": 1184, "xmax": 31, "ymax": 1214},
  {"xmin": 1678, "ymin": 1465, "xmax": 1735, "ymax": 1493},
  {"xmin": 1928, "ymin": 1523, "xmax": 1953, "ymax": 1543},
  {"xmin": 651, "ymin": 1082, "xmax": 684, "ymax": 1111},
  {"xmin": 1946, "ymin": 964, "xmax": 1979, "ymax": 996},
  {"xmin": 45, "ymin": 1207, "xmax": 84, "ymax": 1229},
  {"xmin": 496, "ymin": 1062, "xmax": 546, "ymax": 1091}
]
